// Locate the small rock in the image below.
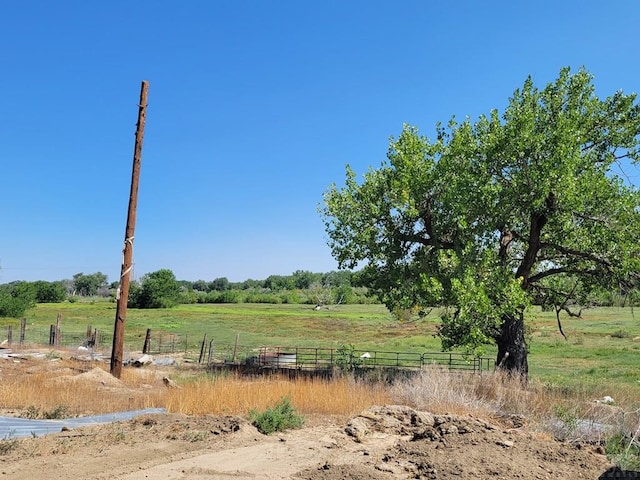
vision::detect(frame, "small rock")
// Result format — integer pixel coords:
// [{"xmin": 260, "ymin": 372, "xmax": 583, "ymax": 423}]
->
[
  {"xmin": 162, "ymin": 377, "xmax": 180, "ymax": 388},
  {"xmin": 496, "ymin": 439, "xmax": 514, "ymax": 448}
]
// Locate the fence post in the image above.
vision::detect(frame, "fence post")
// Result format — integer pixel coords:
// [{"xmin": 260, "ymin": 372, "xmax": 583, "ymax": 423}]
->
[
  {"xmin": 55, "ymin": 313, "xmax": 62, "ymax": 347},
  {"xmin": 7, "ymin": 325, "xmax": 12, "ymax": 345},
  {"xmin": 198, "ymin": 334, "xmax": 207, "ymax": 364},
  {"xmin": 142, "ymin": 329, "xmax": 151, "ymax": 354},
  {"xmin": 232, "ymin": 333, "xmax": 239, "ymax": 363},
  {"xmin": 20, "ymin": 318, "xmax": 26, "ymax": 345},
  {"xmin": 207, "ymin": 339, "xmax": 214, "ymax": 364}
]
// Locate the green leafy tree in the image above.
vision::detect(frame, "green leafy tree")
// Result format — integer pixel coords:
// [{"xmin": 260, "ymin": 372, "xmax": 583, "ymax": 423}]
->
[
  {"xmin": 129, "ymin": 269, "xmax": 181, "ymax": 309},
  {"xmin": 322, "ymin": 270, "xmax": 353, "ymax": 288},
  {"xmin": 263, "ymin": 275, "xmax": 294, "ymax": 291},
  {"xmin": 192, "ymin": 279, "xmax": 208, "ymax": 292},
  {"xmin": 32, "ymin": 281, "xmax": 67, "ymax": 303},
  {"xmin": 0, "ymin": 282, "xmax": 36, "ymax": 317},
  {"xmin": 209, "ymin": 277, "xmax": 230, "ymax": 291},
  {"xmin": 72, "ymin": 272, "xmax": 108, "ymax": 296},
  {"xmin": 292, "ymin": 270, "xmax": 317, "ymax": 290},
  {"xmin": 321, "ymin": 67, "xmax": 640, "ymax": 377}
]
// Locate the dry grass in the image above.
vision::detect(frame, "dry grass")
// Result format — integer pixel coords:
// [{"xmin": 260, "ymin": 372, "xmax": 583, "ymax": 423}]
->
[
  {"xmin": 164, "ymin": 373, "xmax": 392, "ymax": 418},
  {"xmin": 0, "ymin": 358, "xmax": 166, "ymax": 416},
  {"xmin": 0, "ymin": 355, "xmax": 391, "ymax": 420},
  {"xmin": 389, "ymin": 365, "xmax": 640, "ymax": 445},
  {"xmin": 2, "ymin": 353, "xmax": 638, "ymax": 450}
]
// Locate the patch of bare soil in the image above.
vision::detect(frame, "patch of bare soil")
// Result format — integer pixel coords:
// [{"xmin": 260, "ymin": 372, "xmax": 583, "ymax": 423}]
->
[{"xmin": 0, "ymin": 349, "xmax": 626, "ymax": 479}]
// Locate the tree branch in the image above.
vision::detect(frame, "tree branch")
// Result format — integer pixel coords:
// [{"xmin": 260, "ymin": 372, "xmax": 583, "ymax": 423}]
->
[
  {"xmin": 539, "ymin": 242, "xmax": 613, "ymax": 269},
  {"xmin": 527, "ymin": 267, "xmax": 599, "ymax": 284}
]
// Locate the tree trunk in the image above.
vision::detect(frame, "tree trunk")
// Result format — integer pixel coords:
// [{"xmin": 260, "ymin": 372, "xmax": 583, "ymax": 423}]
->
[{"xmin": 495, "ymin": 313, "xmax": 528, "ymax": 380}]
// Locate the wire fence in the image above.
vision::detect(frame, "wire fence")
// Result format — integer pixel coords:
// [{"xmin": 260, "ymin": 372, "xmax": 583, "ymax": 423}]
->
[{"xmin": 2, "ymin": 323, "xmax": 494, "ymax": 374}]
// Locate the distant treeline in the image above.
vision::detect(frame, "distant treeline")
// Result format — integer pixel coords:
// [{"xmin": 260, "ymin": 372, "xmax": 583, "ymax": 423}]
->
[
  {"xmin": 1, "ymin": 268, "xmax": 636, "ymax": 318},
  {"xmin": 0, "ymin": 269, "xmax": 377, "ymax": 317}
]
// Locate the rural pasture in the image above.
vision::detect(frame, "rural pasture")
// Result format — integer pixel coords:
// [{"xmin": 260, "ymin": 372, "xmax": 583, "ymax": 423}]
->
[
  {"xmin": 1, "ymin": 301, "xmax": 639, "ymax": 477},
  {"xmin": 2, "ymin": 301, "xmax": 639, "ymax": 397}
]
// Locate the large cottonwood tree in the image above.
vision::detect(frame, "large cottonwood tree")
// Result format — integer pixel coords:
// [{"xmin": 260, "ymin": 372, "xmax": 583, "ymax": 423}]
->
[{"xmin": 321, "ymin": 68, "xmax": 640, "ymax": 377}]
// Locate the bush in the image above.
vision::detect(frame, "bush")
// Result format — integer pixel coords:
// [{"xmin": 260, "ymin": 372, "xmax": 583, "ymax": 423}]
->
[
  {"xmin": 129, "ymin": 269, "xmax": 181, "ymax": 309},
  {"xmin": 248, "ymin": 397, "xmax": 305, "ymax": 435},
  {"xmin": 0, "ymin": 282, "xmax": 36, "ymax": 317},
  {"xmin": 335, "ymin": 343, "xmax": 363, "ymax": 372},
  {"xmin": 605, "ymin": 431, "xmax": 640, "ymax": 471}
]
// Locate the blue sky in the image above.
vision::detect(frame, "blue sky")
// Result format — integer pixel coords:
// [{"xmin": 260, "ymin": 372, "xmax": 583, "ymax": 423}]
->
[{"xmin": 1, "ymin": 1, "xmax": 638, "ymax": 284}]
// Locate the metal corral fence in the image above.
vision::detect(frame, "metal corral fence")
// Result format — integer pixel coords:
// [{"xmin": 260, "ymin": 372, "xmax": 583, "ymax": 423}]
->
[{"xmin": 256, "ymin": 346, "xmax": 494, "ymax": 374}]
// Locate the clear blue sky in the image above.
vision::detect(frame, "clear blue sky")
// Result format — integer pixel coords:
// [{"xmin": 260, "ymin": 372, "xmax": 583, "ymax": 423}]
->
[{"xmin": 1, "ymin": 1, "xmax": 638, "ymax": 284}]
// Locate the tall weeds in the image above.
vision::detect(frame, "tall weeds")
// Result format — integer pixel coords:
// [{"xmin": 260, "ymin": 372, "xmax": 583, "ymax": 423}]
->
[
  {"xmin": 164, "ymin": 373, "xmax": 391, "ymax": 417},
  {"xmin": 390, "ymin": 365, "xmax": 640, "ymax": 451}
]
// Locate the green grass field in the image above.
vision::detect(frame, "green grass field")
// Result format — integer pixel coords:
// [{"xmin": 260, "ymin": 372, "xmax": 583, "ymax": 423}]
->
[{"xmin": 1, "ymin": 301, "xmax": 639, "ymax": 398}]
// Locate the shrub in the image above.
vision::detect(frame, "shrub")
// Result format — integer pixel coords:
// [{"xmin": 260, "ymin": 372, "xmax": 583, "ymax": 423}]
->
[
  {"xmin": 0, "ymin": 282, "xmax": 36, "ymax": 318},
  {"xmin": 552, "ymin": 404, "xmax": 578, "ymax": 441},
  {"xmin": 129, "ymin": 269, "xmax": 181, "ymax": 309},
  {"xmin": 335, "ymin": 343, "xmax": 363, "ymax": 372},
  {"xmin": 20, "ymin": 405, "xmax": 71, "ymax": 419},
  {"xmin": 0, "ymin": 438, "xmax": 19, "ymax": 455},
  {"xmin": 605, "ymin": 431, "xmax": 640, "ymax": 471},
  {"xmin": 248, "ymin": 397, "xmax": 305, "ymax": 435},
  {"xmin": 44, "ymin": 405, "xmax": 71, "ymax": 419}
]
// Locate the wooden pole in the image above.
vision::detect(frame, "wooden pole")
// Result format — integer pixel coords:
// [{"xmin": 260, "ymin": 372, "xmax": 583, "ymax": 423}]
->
[
  {"xmin": 55, "ymin": 313, "xmax": 62, "ymax": 347},
  {"xmin": 207, "ymin": 339, "xmax": 214, "ymax": 365},
  {"xmin": 110, "ymin": 80, "xmax": 149, "ymax": 378},
  {"xmin": 142, "ymin": 328, "xmax": 151, "ymax": 354},
  {"xmin": 198, "ymin": 333, "xmax": 207, "ymax": 364},
  {"xmin": 232, "ymin": 333, "xmax": 239, "ymax": 363},
  {"xmin": 20, "ymin": 318, "xmax": 26, "ymax": 345}
]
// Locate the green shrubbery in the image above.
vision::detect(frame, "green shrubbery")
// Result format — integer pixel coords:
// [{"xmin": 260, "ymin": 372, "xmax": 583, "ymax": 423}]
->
[
  {"xmin": 0, "ymin": 282, "xmax": 36, "ymax": 317},
  {"xmin": 248, "ymin": 397, "xmax": 305, "ymax": 435},
  {"xmin": 606, "ymin": 432, "xmax": 640, "ymax": 471}
]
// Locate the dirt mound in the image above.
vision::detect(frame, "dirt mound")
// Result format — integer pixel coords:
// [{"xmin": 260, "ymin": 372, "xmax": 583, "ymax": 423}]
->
[
  {"xmin": 50, "ymin": 366, "xmax": 124, "ymax": 387},
  {"xmin": 0, "ymin": 404, "xmax": 618, "ymax": 479},
  {"xmin": 77, "ymin": 367, "xmax": 124, "ymax": 386},
  {"xmin": 333, "ymin": 405, "xmax": 611, "ymax": 479}
]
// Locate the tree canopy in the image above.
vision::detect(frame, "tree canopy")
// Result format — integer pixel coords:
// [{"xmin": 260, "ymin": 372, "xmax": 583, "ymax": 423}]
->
[
  {"xmin": 0, "ymin": 282, "xmax": 36, "ymax": 318},
  {"xmin": 129, "ymin": 268, "xmax": 181, "ymax": 309},
  {"xmin": 73, "ymin": 272, "xmax": 108, "ymax": 296},
  {"xmin": 321, "ymin": 67, "xmax": 640, "ymax": 376}
]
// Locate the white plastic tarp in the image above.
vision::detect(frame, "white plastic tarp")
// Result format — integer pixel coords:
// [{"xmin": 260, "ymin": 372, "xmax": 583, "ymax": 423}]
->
[{"xmin": 0, "ymin": 408, "xmax": 165, "ymax": 439}]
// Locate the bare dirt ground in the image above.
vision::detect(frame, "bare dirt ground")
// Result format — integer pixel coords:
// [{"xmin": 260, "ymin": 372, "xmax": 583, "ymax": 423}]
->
[{"xmin": 0, "ymin": 348, "xmax": 628, "ymax": 479}]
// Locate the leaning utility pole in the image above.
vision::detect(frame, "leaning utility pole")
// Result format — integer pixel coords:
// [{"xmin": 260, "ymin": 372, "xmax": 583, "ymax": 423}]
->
[{"xmin": 110, "ymin": 80, "xmax": 149, "ymax": 378}]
